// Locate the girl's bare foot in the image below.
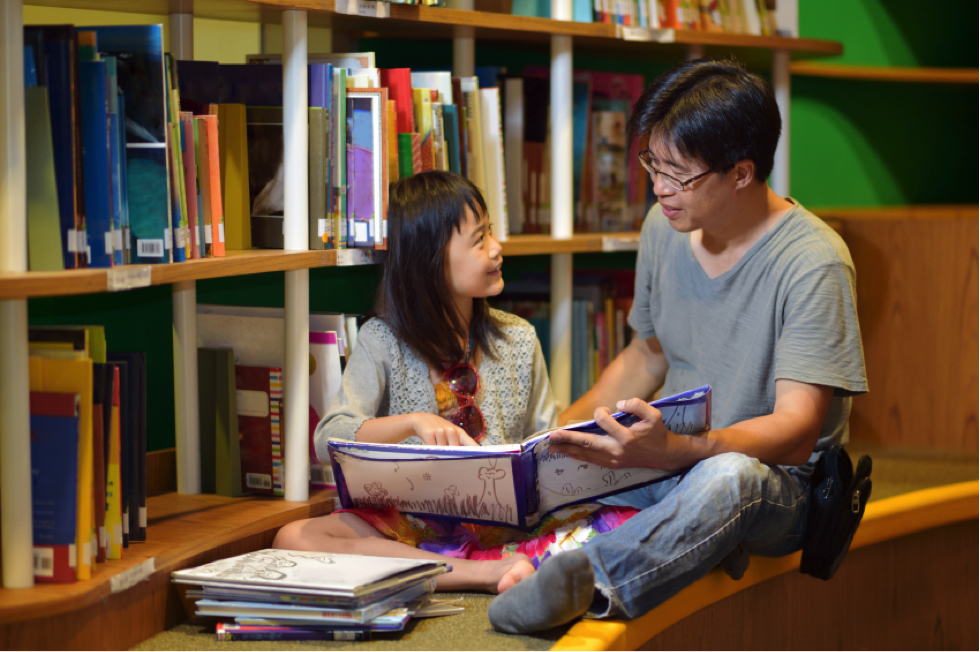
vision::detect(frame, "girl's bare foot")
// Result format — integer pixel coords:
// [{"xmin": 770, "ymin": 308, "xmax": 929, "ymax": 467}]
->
[{"xmin": 491, "ymin": 554, "xmax": 536, "ymax": 594}]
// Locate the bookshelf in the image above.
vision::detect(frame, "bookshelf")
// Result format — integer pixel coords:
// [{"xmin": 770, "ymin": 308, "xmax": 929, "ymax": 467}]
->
[
  {"xmin": 790, "ymin": 62, "xmax": 978, "ymax": 84},
  {"xmin": 1, "ymin": 0, "xmax": 843, "ymax": 611}
]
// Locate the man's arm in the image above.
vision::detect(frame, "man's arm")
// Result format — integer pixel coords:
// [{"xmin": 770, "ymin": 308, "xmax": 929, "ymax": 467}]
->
[
  {"xmin": 550, "ymin": 378, "xmax": 833, "ymax": 470},
  {"xmin": 559, "ymin": 335, "xmax": 669, "ymax": 425}
]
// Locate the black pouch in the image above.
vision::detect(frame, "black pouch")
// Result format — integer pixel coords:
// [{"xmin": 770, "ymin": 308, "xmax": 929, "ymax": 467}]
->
[{"xmin": 800, "ymin": 446, "xmax": 873, "ymax": 580}]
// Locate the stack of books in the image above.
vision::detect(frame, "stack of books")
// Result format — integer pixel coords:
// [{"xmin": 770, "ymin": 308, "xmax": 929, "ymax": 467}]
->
[{"xmin": 172, "ymin": 550, "xmax": 450, "ymax": 641}]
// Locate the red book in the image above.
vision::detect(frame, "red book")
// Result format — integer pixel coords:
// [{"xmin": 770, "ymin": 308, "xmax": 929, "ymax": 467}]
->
[
  {"xmin": 235, "ymin": 366, "xmax": 284, "ymax": 496},
  {"xmin": 201, "ymin": 115, "xmax": 225, "ymax": 256},
  {"xmin": 180, "ymin": 113, "xmax": 201, "ymax": 259},
  {"xmin": 379, "ymin": 68, "xmax": 415, "ymax": 134}
]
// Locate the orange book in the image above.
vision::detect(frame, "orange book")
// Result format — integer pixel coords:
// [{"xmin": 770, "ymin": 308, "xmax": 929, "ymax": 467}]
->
[
  {"xmin": 195, "ymin": 121, "xmax": 214, "ymax": 257},
  {"xmin": 662, "ymin": 0, "xmax": 681, "ymax": 27},
  {"xmin": 387, "ymin": 99, "xmax": 400, "ymax": 184},
  {"xmin": 201, "ymin": 115, "xmax": 225, "ymax": 256},
  {"xmin": 411, "ymin": 133, "xmax": 423, "ymax": 175}
]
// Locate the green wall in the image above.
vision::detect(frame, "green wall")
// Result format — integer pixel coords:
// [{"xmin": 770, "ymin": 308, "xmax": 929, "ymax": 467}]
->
[{"xmin": 26, "ymin": 0, "xmax": 974, "ymax": 450}]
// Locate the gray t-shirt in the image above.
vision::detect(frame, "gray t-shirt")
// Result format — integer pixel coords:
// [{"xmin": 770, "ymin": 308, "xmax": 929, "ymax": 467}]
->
[
  {"xmin": 629, "ymin": 200, "xmax": 868, "ymax": 479},
  {"xmin": 313, "ymin": 309, "xmax": 558, "ymax": 464}
]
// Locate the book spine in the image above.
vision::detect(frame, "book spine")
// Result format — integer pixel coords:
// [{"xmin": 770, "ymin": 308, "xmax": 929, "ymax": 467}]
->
[{"xmin": 204, "ymin": 115, "xmax": 225, "ymax": 256}]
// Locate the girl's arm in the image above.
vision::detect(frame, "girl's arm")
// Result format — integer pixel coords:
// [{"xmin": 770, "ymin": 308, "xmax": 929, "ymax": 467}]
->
[{"xmin": 356, "ymin": 413, "xmax": 479, "ymax": 446}]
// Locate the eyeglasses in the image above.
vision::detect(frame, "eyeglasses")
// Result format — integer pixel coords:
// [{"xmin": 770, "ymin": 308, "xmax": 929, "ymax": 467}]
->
[
  {"xmin": 444, "ymin": 361, "xmax": 486, "ymax": 443},
  {"xmin": 638, "ymin": 150, "xmax": 717, "ymax": 191}
]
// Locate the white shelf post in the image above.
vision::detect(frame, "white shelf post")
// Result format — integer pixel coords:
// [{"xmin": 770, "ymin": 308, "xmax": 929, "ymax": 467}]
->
[
  {"xmin": 771, "ymin": 49, "xmax": 790, "ymax": 197},
  {"xmin": 449, "ymin": 0, "xmax": 475, "ymax": 78},
  {"xmin": 282, "ymin": 9, "xmax": 310, "ymax": 502},
  {"xmin": 549, "ymin": 0, "xmax": 573, "ymax": 410},
  {"xmin": 0, "ymin": 0, "xmax": 35, "ymax": 588},
  {"xmin": 169, "ymin": 12, "xmax": 200, "ymax": 494}
]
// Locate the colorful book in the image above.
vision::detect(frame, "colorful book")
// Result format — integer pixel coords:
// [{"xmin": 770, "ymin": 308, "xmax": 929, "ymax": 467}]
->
[
  {"xmin": 386, "ymin": 99, "xmax": 399, "ymax": 185},
  {"xmin": 332, "ymin": 68, "xmax": 348, "ymax": 248},
  {"xmin": 309, "ymin": 107, "xmax": 328, "ymax": 250},
  {"xmin": 236, "ymin": 366, "xmax": 284, "ymax": 496},
  {"xmin": 30, "ymin": 391, "xmax": 79, "ymax": 583},
  {"xmin": 86, "ymin": 25, "xmax": 171, "ymax": 264},
  {"xmin": 330, "ymin": 387, "xmax": 711, "ymax": 530},
  {"xmin": 443, "ymin": 103, "xmax": 461, "ymax": 176},
  {"xmin": 104, "ymin": 56, "xmax": 125, "ymax": 266},
  {"xmin": 502, "ymin": 77, "xmax": 524, "ymax": 235},
  {"xmin": 91, "ymin": 364, "xmax": 109, "ymax": 563},
  {"xmin": 215, "ymin": 104, "xmax": 250, "ymax": 250},
  {"xmin": 29, "ymin": 356, "xmax": 95, "ymax": 580},
  {"xmin": 105, "ymin": 365, "xmax": 124, "ymax": 559},
  {"xmin": 459, "ymin": 77, "xmax": 487, "ymax": 197},
  {"xmin": 200, "ymin": 115, "xmax": 225, "ymax": 255},
  {"xmin": 346, "ymin": 88, "xmax": 388, "ymax": 249},
  {"xmin": 107, "ymin": 352, "xmax": 147, "ymax": 542},
  {"xmin": 180, "ymin": 113, "xmax": 201, "ymax": 258},
  {"xmin": 397, "ymin": 133, "xmax": 415, "ymax": 180},
  {"xmin": 379, "ymin": 68, "xmax": 414, "ymax": 134},
  {"xmin": 412, "ymin": 88, "xmax": 434, "ymax": 172}
]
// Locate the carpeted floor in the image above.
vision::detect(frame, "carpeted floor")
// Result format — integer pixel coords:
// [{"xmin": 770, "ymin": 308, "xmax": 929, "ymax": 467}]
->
[{"xmin": 134, "ymin": 445, "xmax": 977, "ymax": 651}]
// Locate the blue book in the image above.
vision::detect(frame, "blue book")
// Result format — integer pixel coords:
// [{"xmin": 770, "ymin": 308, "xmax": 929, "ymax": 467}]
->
[
  {"xmin": 30, "ymin": 392, "xmax": 79, "ymax": 583},
  {"xmin": 26, "ymin": 26, "xmax": 83, "ymax": 269},
  {"xmin": 79, "ymin": 58, "xmax": 114, "ymax": 268},
  {"xmin": 573, "ymin": 0, "xmax": 592, "ymax": 22},
  {"xmin": 310, "ymin": 64, "xmax": 334, "ymax": 246},
  {"xmin": 85, "ymin": 25, "xmax": 170, "ymax": 264},
  {"xmin": 104, "ymin": 56, "xmax": 124, "ymax": 266},
  {"xmin": 443, "ymin": 104, "xmax": 461, "ymax": 175}
]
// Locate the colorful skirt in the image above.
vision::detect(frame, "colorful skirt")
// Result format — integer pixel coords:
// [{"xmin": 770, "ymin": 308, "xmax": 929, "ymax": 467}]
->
[{"xmin": 337, "ymin": 503, "xmax": 639, "ymax": 569}]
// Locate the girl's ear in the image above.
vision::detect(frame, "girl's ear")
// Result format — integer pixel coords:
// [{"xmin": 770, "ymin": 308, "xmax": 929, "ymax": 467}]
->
[{"xmin": 733, "ymin": 160, "xmax": 756, "ymax": 190}]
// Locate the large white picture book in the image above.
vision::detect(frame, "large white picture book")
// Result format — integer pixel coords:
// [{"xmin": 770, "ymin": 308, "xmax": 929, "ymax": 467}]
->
[{"xmin": 327, "ymin": 385, "xmax": 711, "ymax": 530}]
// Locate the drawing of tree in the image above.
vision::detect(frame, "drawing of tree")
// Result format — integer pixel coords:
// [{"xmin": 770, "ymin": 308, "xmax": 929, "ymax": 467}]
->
[{"xmin": 478, "ymin": 458, "xmax": 507, "ymax": 511}]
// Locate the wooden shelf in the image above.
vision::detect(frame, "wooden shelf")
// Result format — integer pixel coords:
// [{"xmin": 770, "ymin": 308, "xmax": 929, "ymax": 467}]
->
[
  {"xmin": 0, "ymin": 248, "xmax": 378, "ymax": 300},
  {"xmin": 813, "ymin": 204, "xmax": 979, "ymax": 221},
  {"xmin": 790, "ymin": 62, "xmax": 979, "ymax": 84},
  {"xmin": 0, "ymin": 489, "xmax": 335, "ymax": 629},
  {"xmin": 501, "ymin": 232, "xmax": 641, "ymax": 256},
  {"xmin": 23, "ymin": 0, "xmax": 842, "ymax": 63}
]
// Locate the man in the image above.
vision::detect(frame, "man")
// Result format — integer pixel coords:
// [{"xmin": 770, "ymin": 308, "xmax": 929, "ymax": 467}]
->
[{"xmin": 488, "ymin": 58, "xmax": 868, "ymax": 633}]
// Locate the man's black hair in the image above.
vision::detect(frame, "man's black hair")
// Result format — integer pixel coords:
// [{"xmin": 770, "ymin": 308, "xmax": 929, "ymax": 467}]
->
[{"xmin": 627, "ymin": 58, "xmax": 781, "ymax": 182}]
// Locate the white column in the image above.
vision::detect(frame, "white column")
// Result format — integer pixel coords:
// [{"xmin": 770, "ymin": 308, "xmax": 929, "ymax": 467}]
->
[
  {"xmin": 168, "ymin": 11, "xmax": 194, "ymax": 60},
  {"xmin": 169, "ymin": 11, "xmax": 200, "ymax": 495},
  {"xmin": 771, "ymin": 49, "xmax": 790, "ymax": 197},
  {"xmin": 549, "ymin": 0, "xmax": 573, "ymax": 409},
  {"xmin": 172, "ymin": 281, "xmax": 200, "ymax": 494},
  {"xmin": 0, "ymin": 0, "xmax": 34, "ymax": 588},
  {"xmin": 282, "ymin": 10, "xmax": 310, "ymax": 502},
  {"xmin": 450, "ymin": 0, "xmax": 475, "ymax": 78}
]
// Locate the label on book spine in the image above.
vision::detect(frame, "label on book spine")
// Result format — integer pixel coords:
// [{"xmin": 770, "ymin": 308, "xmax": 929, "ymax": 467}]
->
[
  {"xmin": 137, "ymin": 240, "xmax": 165, "ymax": 258},
  {"xmin": 113, "ymin": 229, "xmax": 123, "ymax": 251},
  {"xmin": 139, "ymin": 507, "xmax": 147, "ymax": 529},
  {"xmin": 218, "ymin": 223, "xmax": 225, "ymax": 243},
  {"xmin": 67, "ymin": 229, "xmax": 78, "ymax": 253},
  {"xmin": 204, "ymin": 227, "xmax": 212, "ymax": 244},
  {"xmin": 105, "ymin": 231, "xmax": 114, "ymax": 254},
  {"xmin": 108, "ymin": 266, "xmax": 152, "ymax": 291},
  {"xmin": 334, "ymin": 0, "xmax": 391, "ymax": 18},
  {"xmin": 33, "ymin": 548, "xmax": 54, "ymax": 578}
]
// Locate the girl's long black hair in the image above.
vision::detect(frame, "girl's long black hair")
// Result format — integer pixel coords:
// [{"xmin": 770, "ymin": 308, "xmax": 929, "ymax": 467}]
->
[{"xmin": 376, "ymin": 170, "xmax": 505, "ymax": 370}]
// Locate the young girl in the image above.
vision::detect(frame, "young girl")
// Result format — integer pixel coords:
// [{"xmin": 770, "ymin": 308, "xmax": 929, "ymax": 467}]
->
[{"xmin": 273, "ymin": 171, "xmax": 637, "ymax": 594}]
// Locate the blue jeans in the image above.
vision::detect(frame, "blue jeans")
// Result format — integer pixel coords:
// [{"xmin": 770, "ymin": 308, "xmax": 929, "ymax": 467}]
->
[{"xmin": 583, "ymin": 452, "xmax": 810, "ymax": 620}]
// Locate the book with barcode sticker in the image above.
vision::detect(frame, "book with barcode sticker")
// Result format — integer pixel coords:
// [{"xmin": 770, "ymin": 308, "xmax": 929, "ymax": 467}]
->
[
  {"xmin": 236, "ymin": 366, "xmax": 284, "ymax": 496},
  {"xmin": 30, "ymin": 391, "xmax": 80, "ymax": 583}
]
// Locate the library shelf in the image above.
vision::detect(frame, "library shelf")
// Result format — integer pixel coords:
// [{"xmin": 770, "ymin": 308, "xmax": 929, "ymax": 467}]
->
[
  {"xmin": 0, "ymin": 248, "xmax": 378, "ymax": 301},
  {"xmin": 814, "ymin": 204, "xmax": 979, "ymax": 221},
  {"xmin": 23, "ymin": 0, "xmax": 843, "ymax": 62},
  {"xmin": 790, "ymin": 62, "xmax": 979, "ymax": 85},
  {"xmin": 0, "ymin": 488, "xmax": 336, "ymax": 632},
  {"xmin": 501, "ymin": 231, "xmax": 641, "ymax": 256}
]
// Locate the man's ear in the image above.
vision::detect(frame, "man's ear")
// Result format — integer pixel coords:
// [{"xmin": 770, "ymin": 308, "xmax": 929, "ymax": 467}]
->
[{"xmin": 732, "ymin": 160, "xmax": 756, "ymax": 190}]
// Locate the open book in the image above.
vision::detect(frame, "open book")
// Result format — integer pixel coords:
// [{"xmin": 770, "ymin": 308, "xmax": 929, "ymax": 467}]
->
[{"xmin": 327, "ymin": 385, "xmax": 710, "ymax": 530}]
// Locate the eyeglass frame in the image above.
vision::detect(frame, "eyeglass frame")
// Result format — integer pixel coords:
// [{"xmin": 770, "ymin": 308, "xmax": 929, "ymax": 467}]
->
[
  {"xmin": 444, "ymin": 361, "xmax": 486, "ymax": 443},
  {"xmin": 637, "ymin": 149, "xmax": 724, "ymax": 191}
]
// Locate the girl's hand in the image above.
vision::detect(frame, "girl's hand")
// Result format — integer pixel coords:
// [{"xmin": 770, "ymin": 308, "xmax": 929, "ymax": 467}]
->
[{"xmin": 410, "ymin": 413, "xmax": 480, "ymax": 446}]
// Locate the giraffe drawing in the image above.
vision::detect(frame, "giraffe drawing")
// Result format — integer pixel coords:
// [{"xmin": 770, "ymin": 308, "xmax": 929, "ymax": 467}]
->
[{"xmin": 478, "ymin": 458, "xmax": 507, "ymax": 515}]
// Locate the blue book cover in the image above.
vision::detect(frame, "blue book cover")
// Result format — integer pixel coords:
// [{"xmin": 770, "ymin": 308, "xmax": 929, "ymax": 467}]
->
[
  {"xmin": 79, "ymin": 59, "xmax": 114, "ymax": 268},
  {"xmin": 85, "ymin": 25, "xmax": 170, "ymax": 264},
  {"xmin": 310, "ymin": 64, "xmax": 333, "ymax": 247},
  {"xmin": 443, "ymin": 104, "xmax": 461, "ymax": 175},
  {"xmin": 105, "ymin": 56, "xmax": 124, "ymax": 266},
  {"xmin": 30, "ymin": 392, "xmax": 79, "ymax": 583},
  {"xmin": 27, "ymin": 27, "xmax": 83, "ymax": 269}
]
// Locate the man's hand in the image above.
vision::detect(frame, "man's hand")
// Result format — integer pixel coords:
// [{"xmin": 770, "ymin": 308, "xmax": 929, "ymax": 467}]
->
[
  {"xmin": 549, "ymin": 398, "xmax": 693, "ymax": 472},
  {"xmin": 411, "ymin": 413, "xmax": 480, "ymax": 446}
]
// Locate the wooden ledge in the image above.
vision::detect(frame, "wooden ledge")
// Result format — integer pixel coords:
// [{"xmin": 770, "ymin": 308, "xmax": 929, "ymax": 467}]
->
[
  {"xmin": 791, "ymin": 62, "xmax": 979, "ymax": 85},
  {"xmin": 812, "ymin": 204, "xmax": 979, "ymax": 221},
  {"xmin": 552, "ymin": 480, "xmax": 979, "ymax": 651},
  {"xmin": 0, "ymin": 489, "xmax": 336, "ymax": 627}
]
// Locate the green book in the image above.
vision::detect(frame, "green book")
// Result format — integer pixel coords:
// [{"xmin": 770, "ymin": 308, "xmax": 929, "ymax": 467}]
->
[
  {"xmin": 309, "ymin": 107, "xmax": 327, "ymax": 251},
  {"xmin": 398, "ymin": 133, "xmax": 415, "ymax": 180},
  {"xmin": 214, "ymin": 348, "xmax": 246, "ymax": 497},
  {"xmin": 197, "ymin": 348, "xmax": 218, "ymax": 494},
  {"xmin": 26, "ymin": 86, "xmax": 66, "ymax": 272}
]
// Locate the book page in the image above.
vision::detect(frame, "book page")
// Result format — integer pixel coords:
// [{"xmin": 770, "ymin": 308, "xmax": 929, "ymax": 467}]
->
[{"xmin": 333, "ymin": 451, "xmax": 522, "ymax": 527}]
